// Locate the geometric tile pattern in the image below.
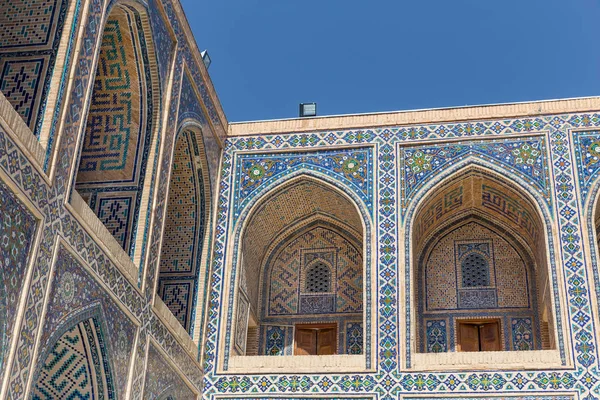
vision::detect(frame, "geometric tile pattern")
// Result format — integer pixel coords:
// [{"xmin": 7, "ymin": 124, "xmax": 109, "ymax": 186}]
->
[
  {"xmin": 0, "ymin": 0, "xmax": 68, "ymax": 133},
  {"xmin": 254, "ymin": 223, "xmax": 364, "ymax": 356},
  {"xmin": 146, "ymin": 0, "xmax": 175, "ymax": 90},
  {"xmin": 572, "ymin": 129, "xmax": 600, "ymax": 203},
  {"xmin": 35, "ymin": 245, "xmax": 139, "ymax": 398},
  {"xmin": 234, "ymin": 291, "xmax": 249, "ymax": 355},
  {"xmin": 235, "ymin": 147, "xmax": 374, "ymax": 219},
  {"xmin": 206, "ymin": 111, "xmax": 600, "ymax": 398},
  {"xmin": 0, "ymin": 179, "xmax": 37, "ymax": 374},
  {"xmin": 399, "ymin": 137, "xmax": 551, "ymax": 215},
  {"xmin": 419, "ymin": 221, "xmax": 540, "ymax": 351},
  {"xmin": 97, "ymin": 196, "xmax": 133, "ymax": 250},
  {"xmin": 265, "ymin": 226, "xmax": 362, "ymax": 317},
  {"xmin": 4, "ymin": 1, "xmax": 600, "ymax": 399},
  {"xmin": 158, "ymin": 129, "xmax": 206, "ymax": 333},
  {"xmin": 31, "ymin": 318, "xmax": 113, "ymax": 399},
  {"xmin": 143, "ymin": 343, "xmax": 196, "ymax": 399},
  {"xmin": 159, "ymin": 281, "xmax": 191, "ymax": 327},
  {"xmin": 425, "ymin": 320, "xmax": 447, "ymax": 353},
  {"xmin": 0, "ymin": 60, "xmax": 43, "ymax": 126},
  {"xmin": 177, "ymin": 70, "xmax": 221, "ymax": 191},
  {"xmin": 77, "ymin": 8, "xmax": 144, "ymax": 183},
  {"xmin": 159, "ymin": 131, "xmax": 201, "ymax": 274},
  {"xmin": 75, "ymin": 5, "xmax": 155, "ymax": 255},
  {"xmin": 240, "ymin": 178, "xmax": 364, "ymax": 314},
  {"xmin": 6, "ymin": 44, "xmax": 600, "ymax": 399},
  {"xmin": 0, "ymin": 0, "xmax": 224, "ymax": 396},
  {"xmin": 0, "ymin": 0, "xmax": 62, "ymax": 47},
  {"xmin": 346, "ymin": 321, "xmax": 363, "ymax": 355}
]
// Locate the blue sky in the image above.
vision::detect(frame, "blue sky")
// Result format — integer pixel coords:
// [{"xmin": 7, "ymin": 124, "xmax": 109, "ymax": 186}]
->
[{"xmin": 182, "ymin": 0, "xmax": 600, "ymax": 122}]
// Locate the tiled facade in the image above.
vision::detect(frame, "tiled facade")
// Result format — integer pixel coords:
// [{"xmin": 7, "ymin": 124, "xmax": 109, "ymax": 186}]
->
[
  {"xmin": 74, "ymin": 4, "xmax": 157, "ymax": 255},
  {"xmin": 158, "ymin": 129, "xmax": 207, "ymax": 333},
  {"xmin": 0, "ymin": 0, "xmax": 69, "ymax": 136},
  {"xmin": 419, "ymin": 221, "xmax": 543, "ymax": 352},
  {"xmin": 2, "ymin": 0, "xmax": 600, "ymax": 399},
  {"xmin": 255, "ymin": 224, "xmax": 363, "ymax": 355}
]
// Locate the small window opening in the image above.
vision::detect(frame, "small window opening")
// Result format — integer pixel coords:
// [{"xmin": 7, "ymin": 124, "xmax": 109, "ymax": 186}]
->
[
  {"xmin": 305, "ymin": 262, "xmax": 331, "ymax": 293},
  {"xmin": 461, "ymin": 253, "xmax": 490, "ymax": 287}
]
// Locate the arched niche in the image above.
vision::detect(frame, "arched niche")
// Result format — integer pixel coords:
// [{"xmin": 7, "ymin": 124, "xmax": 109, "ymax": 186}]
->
[
  {"xmin": 410, "ymin": 167, "xmax": 557, "ymax": 360},
  {"xmin": 32, "ymin": 315, "xmax": 116, "ymax": 399},
  {"xmin": 73, "ymin": 2, "xmax": 159, "ymax": 259},
  {"xmin": 0, "ymin": 0, "xmax": 71, "ymax": 138},
  {"xmin": 157, "ymin": 126, "xmax": 211, "ymax": 335},
  {"xmin": 231, "ymin": 176, "xmax": 366, "ymax": 362}
]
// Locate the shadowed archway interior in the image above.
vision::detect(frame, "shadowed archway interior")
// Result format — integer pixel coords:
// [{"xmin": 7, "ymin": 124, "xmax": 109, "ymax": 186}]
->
[
  {"xmin": 233, "ymin": 177, "xmax": 365, "ymax": 356},
  {"xmin": 74, "ymin": 3, "xmax": 157, "ymax": 257},
  {"xmin": 412, "ymin": 167, "xmax": 555, "ymax": 353}
]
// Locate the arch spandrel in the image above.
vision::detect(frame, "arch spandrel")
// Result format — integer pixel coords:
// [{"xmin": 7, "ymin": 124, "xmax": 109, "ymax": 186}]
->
[{"xmin": 234, "ymin": 147, "xmax": 374, "ymax": 221}]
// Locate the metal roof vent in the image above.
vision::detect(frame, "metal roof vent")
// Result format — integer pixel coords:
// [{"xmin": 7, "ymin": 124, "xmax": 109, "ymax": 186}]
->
[{"xmin": 299, "ymin": 102, "xmax": 317, "ymax": 117}]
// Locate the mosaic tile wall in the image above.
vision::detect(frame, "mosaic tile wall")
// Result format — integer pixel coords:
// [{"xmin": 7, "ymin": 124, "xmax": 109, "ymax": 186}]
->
[
  {"xmin": 0, "ymin": 180, "xmax": 38, "ymax": 376},
  {"xmin": 0, "ymin": 0, "xmax": 69, "ymax": 135},
  {"xmin": 3, "ymin": 0, "xmax": 600, "ymax": 398},
  {"xmin": 203, "ymin": 114, "xmax": 600, "ymax": 399},
  {"xmin": 143, "ymin": 343, "xmax": 197, "ymax": 399},
  {"xmin": 264, "ymin": 225, "xmax": 362, "ymax": 317},
  {"xmin": 33, "ymin": 245, "xmax": 138, "ymax": 396},
  {"xmin": 32, "ymin": 317, "xmax": 114, "ymax": 399},
  {"xmin": 0, "ymin": 0, "xmax": 228, "ymax": 395},
  {"xmin": 419, "ymin": 221, "xmax": 542, "ymax": 352},
  {"xmin": 255, "ymin": 224, "xmax": 363, "ymax": 355},
  {"xmin": 74, "ymin": 4, "xmax": 155, "ymax": 255},
  {"xmin": 158, "ymin": 129, "xmax": 206, "ymax": 333}
]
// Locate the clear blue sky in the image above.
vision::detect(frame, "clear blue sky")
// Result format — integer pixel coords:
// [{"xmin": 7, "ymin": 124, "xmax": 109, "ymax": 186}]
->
[{"xmin": 181, "ymin": 0, "xmax": 600, "ymax": 122}]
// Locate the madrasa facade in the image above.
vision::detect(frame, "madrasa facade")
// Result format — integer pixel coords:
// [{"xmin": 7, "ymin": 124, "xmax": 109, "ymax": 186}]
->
[{"xmin": 2, "ymin": 1, "xmax": 600, "ymax": 399}]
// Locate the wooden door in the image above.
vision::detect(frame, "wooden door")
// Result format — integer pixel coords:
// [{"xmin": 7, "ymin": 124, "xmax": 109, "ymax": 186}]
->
[
  {"xmin": 458, "ymin": 323, "xmax": 480, "ymax": 352},
  {"xmin": 457, "ymin": 320, "xmax": 502, "ymax": 352},
  {"xmin": 294, "ymin": 328, "xmax": 316, "ymax": 355},
  {"xmin": 479, "ymin": 322, "xmax": 501, "ymax": 351},
  {"xmin": 294, "ymin": 323, "xmax": 337, "ymax": 355},
  {"xmin": 317, "ymin": 328, "xmax": 336, "ymax": 355}
]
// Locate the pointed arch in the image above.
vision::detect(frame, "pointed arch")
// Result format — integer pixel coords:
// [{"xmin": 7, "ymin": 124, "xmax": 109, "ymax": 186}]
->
[
  {"xmin": 225, "ymin": 171, "xmax": 373, "ymax": 368},
  {"xmin": 157, "ymin": 122, "xmax": 211, "ymax": 334},
  {"xmin": 405, "ymin": 161, "xmax": 563, "ymax": 367},
  {"xmin": 73, "ymin": 0, "xmax": 160, "ymax": 261},
  {"xmin": 32, "ymin": 304, "xmax": 117, "ymax": 399},
  {"xmin": 236, "ymin": 172, "xmax": 369, "ymax": 314}
]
